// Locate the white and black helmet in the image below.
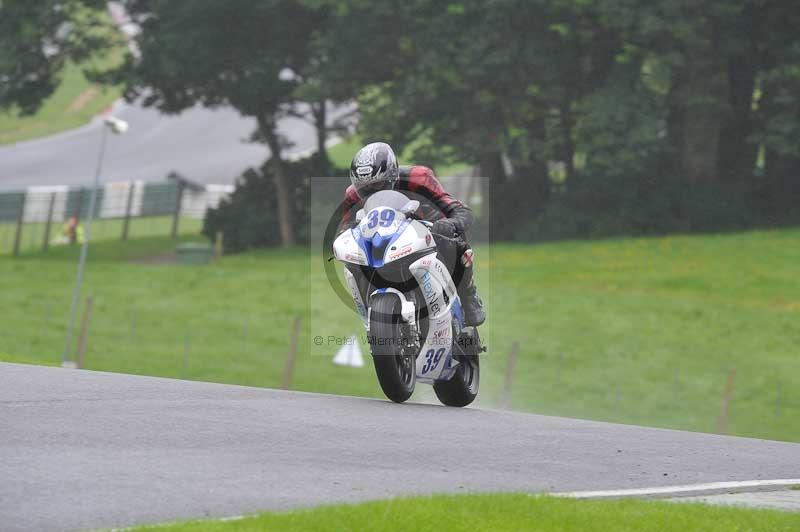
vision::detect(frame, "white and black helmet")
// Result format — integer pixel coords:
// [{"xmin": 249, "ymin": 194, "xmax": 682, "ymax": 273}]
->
[{"xmin": 349, "ymin": 142, "xmax": 399, "ymax": 195}]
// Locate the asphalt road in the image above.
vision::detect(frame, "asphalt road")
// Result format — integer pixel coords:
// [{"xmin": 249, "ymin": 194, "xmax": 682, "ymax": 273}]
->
[
  {"xmin": 0, "ymin": 101, "xmax": 351, "ymax": 192},
  {"xmin": 2, "ymin": 362, "xmax": 799, "ymax": 531}
]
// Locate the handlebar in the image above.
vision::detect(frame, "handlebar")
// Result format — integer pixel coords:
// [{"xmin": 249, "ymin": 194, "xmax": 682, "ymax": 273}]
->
[{"xmin": 417, "ymin": 219, "xmax": 463, "ymax": 241}]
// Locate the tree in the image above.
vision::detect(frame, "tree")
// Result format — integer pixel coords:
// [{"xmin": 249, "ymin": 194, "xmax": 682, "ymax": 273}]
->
[
  {"xmin": 0, "ymin": 0, "xmax": 111, "ymax": 114},
  {"xmin": 97, "ymin": 0, "xmax": 800, "ymax": 241},
  {"xmin": 754, "ymin": 1, "xmax": 800, "ymax": 211},
  {"xmin": 316, "ymin": 0, "xmax": 625, "ymax": 237},
  {"xmin": 203, "ymin": 158, "xmax": 311, "ymax": 253},
  {"xmin": 101, "ymin": 0, "xmax": 330, "ymax": 246}
]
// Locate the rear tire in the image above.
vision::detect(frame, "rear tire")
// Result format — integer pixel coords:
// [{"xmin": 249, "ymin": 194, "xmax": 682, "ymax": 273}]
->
[
  {"xmin": 370, "ymin": 294, "xmax": 415, "ymax": 403},
  {"xmin": 433, "ymin": 353, "xmax": 479, "ymax": 407}
]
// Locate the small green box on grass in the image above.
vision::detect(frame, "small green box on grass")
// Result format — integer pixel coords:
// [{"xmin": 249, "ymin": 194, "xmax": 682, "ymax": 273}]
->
[{"xmin": 176, "ymin": 242, "xmax": 213, "ymax": 265}]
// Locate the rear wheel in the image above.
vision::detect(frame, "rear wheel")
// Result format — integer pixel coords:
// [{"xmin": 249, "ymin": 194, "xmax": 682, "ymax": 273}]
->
[
  {"xmin": 433, "ymin": 352, "xmax": 479, "ymax": 407},
  {"xmin": 369, "ymin": 294, "xmax": 415, "ymax": 403}
]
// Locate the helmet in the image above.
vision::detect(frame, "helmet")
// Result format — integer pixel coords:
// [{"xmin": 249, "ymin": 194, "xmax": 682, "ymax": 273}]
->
[{"xmin": 349, "ymin": 142, "xmax": 399, "ymax": 196}]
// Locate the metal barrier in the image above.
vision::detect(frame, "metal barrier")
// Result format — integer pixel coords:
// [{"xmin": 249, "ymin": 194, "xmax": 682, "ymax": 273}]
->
[{"xmin": 0, "ymin": 180, "xmax": 233, "ymax": 255}]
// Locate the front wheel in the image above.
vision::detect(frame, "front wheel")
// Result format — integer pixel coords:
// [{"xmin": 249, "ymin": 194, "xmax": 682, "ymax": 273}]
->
[
  {"xmin": 369, "ymin": 294, "xmax": 415, "ymax": 403},
  {"xmin": 433, "ymin": 353, "xmax": 479, "ymax": 407}
]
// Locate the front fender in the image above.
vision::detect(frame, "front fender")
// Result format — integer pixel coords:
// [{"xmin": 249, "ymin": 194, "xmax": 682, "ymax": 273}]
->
[{"xmin": 368, "ymin": 288, "xmax": 416, "ymax": 324}]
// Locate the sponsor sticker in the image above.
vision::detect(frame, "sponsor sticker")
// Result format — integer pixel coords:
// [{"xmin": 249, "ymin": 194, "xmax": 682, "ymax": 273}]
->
[{"xmin": 388, "ymin": 245, "xmax": 413, "ymax": 260}]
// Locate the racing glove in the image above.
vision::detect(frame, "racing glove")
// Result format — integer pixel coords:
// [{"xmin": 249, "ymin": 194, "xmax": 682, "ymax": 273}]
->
[{"xmin": 431, "ymin": 218, "xmax": 458, "ymax": 237}]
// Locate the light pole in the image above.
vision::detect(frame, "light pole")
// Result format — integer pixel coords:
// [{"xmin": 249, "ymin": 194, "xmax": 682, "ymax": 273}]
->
[{"xmin": 62, "ymin": 116, "xmax": 129, "ymax": 368}]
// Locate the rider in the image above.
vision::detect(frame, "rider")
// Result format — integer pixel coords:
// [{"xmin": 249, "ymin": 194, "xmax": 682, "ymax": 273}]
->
[{"xmin": 340, "ymin": 142, "xmax": 485, "ymax": 326}]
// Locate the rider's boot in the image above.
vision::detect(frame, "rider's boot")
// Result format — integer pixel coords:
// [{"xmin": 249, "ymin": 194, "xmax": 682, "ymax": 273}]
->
[{"xmin": 457, "ymin": 254, "xmax": 485, "ymax": 326}]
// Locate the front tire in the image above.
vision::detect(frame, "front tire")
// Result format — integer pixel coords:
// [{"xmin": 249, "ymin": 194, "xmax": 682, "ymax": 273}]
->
[
  {"xmin": 433, "ymin": 353, "xmax": 479, "ymax": 407},
  {"xmin": 369, "ymin": 294, "xmax": 415, "ymax": 403}
]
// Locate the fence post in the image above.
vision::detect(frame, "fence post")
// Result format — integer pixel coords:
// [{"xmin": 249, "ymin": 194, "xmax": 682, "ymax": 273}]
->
[
  {"xmin": 214, "ymin": 230, "xmax": 224, "ymax": 261},
  {"xmin": 281, "ymin": 316, "xmax": 302, "ymax": 390},
  {"xmin": 75, "ymin": 296, "xmax": 94, "ymax": 369},
  {"xmin": 42, "ymin": 191, "xmax": 57, "ymax": 252},
  {"xmin": 12, "ymin": 192, "xmax": 25, "ymax": 256},
  {"xmin": 121, "ymin": 181, "xmax": 136, "ymax": 241},
  {"xmin": 171, "ymin": 180, "xmax": 185, "ymax": 239}
]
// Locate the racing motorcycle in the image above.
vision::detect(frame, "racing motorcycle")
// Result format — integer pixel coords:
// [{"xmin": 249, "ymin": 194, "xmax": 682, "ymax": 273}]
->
[{"xmin": 332, "ymin": 190, "xmax": 483, "ymax": 406}]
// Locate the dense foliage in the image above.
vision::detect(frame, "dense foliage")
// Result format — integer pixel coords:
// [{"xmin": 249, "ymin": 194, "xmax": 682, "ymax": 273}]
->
[
  {"xmin": 317, "ymin": 0, "xmax": 800, "ymax": 240},
  {"xmin": 202, "ymin": 158, "xmax": 313, "ymax": 253},
  {"xmin": 5, "ymin": 1, "xmax": 799, "ymax": 245},
  {"xmin": 0, "ymin": 0, "xmax": 112, "ymax": 114},
  {"xmin": 113, "ymin": 0, "xmax": 800, "ymax": 244}
]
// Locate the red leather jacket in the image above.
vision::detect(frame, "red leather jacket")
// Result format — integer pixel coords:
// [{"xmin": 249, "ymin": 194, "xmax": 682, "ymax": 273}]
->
[{"xmin": 340, "ymin": 165, "xmax": 474, "ymax": 233}]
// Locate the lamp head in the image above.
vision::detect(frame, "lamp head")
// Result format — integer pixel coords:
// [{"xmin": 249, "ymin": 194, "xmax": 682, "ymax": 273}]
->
[{"xmin": 104, "ymin": 116, "xmax": 129, "ymax": 134}]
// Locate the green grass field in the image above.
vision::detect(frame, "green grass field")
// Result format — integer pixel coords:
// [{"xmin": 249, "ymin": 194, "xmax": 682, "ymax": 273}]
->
[
  {"xmin": 130, "ymin": 493, "xmax": 800, "ymax": 531},
  {"xmin": 0, "ymin": 216, "xmax": 202, "ymax": 256},
  {"xmin": 1, "ymin": 228, "xmax": 798, "ymax": 442}
]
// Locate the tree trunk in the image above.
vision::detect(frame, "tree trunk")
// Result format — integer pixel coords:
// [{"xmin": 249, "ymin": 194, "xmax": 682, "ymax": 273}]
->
[
  {"xmin": 717, "ymin": 3, "xmax": 761, "ymax": 186},
  {"xmin": 764, "ymin": 150, "xmax": 800, "ymax": 212},
  {"xmin": 478, "ymin": 146, "xmax": 511, "ymax": 241},
  {"xmin": 667, "ymin": 32, "xmax": 730, "ymax": 185},
  {"xmin": 761, "ymin": 80, "xmax": 800, "ymax": 212},
  {"xmin": 259, "ymin": 116, "xmax": 296, "ymax": 247},
  {"xmin": 311, "ymin": 99, "xmax": 331, "ymax": 175},
  {"xmin": 756, "ymin": 3, "xmax": 800, "ymax": 216},
  {"xmin": 559, "ymin": 96, "xmax": 576, "ymax": 184},
  {"xmin": 517, "ymin": 116, "xmax": 550, "ymax": 209}
]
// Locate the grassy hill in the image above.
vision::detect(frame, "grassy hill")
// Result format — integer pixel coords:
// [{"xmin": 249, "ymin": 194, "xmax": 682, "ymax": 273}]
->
[
  {"xmin": 1, "ymin": 228, "xmax": 798, "ymax": 442},
  {"xmin": 0, "ymin": 31, "xmax": 124, "ymax": 145}
]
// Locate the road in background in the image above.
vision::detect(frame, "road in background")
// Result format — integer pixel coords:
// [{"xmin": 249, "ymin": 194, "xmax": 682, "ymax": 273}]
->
[
  {"xmin": 0, "ymin": 101, "xmax": 352, "ymax": 192},
  {"xmin": 1, "ymin": 363, "xmax": 798, "ymax": 531}
]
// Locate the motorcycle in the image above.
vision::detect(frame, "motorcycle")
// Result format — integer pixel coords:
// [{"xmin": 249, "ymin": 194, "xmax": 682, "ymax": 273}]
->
[{"xmin": 332, "ymin": 190, "xmax": 483, "ymax": 406}]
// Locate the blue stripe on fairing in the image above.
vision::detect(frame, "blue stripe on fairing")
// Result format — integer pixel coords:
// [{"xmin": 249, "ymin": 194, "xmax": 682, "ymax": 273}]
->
[
  {"xmin": 437, "ymin": 350, "xmax": 457, "ymax": 382},
  {"xmin": 371, "ymin": 219, "xmax": 411, "ymax": 268},
  {"xmin": 354, "ymin": 217, "xmax": 410, "ymax": 268},
  {"xmin": 436, "ymin": 298, "xmax": 464, "ymax": 381},
  {"xmin": 451, "ymin": 297, "xmax": 465, "ymax": 328},
  {"xmin": 386, "ymin": 219, "xmax": 410, "ymax": 251},
  {"xmin": 351, "ymin": 227, "xmax": 370, "ymax": 265}
]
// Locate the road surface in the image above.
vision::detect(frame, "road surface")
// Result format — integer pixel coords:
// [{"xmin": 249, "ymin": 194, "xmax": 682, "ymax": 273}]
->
[
  {"xmin": 1, "ymin": 362, "xmax": 798, "ymax": 531},
  {"xmin": 0, "ymin": 101, "xmax": 351, "ymax": 192}
]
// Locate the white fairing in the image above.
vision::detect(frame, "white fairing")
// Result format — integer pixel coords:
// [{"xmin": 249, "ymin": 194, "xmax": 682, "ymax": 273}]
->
[
  {"xmin": 343, "ymin": 268, "xmax": 368, "ymax": 328},
  {"xmin": 333, "ymin": 229, "xmax": 367, "ymax": 265},
  {"xmin": 409, "ymin": 254, "xmax": 460, "ymax": 382},
  {"xmin": 332, "ymin": 207, "xmax": 435, "ymax": 267},
  {"xmin": 383, "ymin": 220, "xmax": 435, "ymax": 264}
]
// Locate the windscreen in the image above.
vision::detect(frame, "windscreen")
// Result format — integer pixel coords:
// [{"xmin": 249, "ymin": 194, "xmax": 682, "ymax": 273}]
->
[{"xmin": 363, "ymin": 190, "xmax": 410, "ymax": 212}]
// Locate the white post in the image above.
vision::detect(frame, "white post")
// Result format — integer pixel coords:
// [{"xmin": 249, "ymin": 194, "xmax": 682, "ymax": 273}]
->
[{"xmin": 62, "ymin": 117, "xmax": 128, "ymax": 367}]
